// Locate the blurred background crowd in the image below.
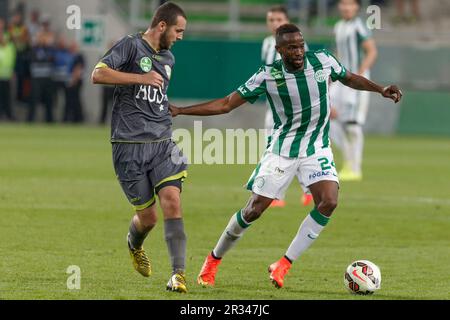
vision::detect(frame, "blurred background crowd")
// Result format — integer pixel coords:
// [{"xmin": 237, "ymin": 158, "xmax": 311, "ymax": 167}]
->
[
  {"xmin": 1, "ymin": 0, "xmax": 447, "ymax": 133},
  {"xmin": 0, "ymin": 3, "xmax": 85, "ymax": 123}
]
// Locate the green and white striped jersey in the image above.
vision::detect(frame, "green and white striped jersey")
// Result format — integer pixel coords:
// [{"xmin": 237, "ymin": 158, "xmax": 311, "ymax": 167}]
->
[
  {"xmin": 261, "ymin": 35, "xmax": 309, "ymax": 65},
  {"xmin": 334, "ymin": 17, "xmax": 372, "ymax": 74},
  {"xmin": 237, "ymin": 50, "xmax": 347, "ymax": 158}
]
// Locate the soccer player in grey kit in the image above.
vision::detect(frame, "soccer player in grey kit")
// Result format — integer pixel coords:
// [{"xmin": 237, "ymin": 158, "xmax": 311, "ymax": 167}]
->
[{"xmin": 91, "ymin": 2, "xmax": 189, "ymax": 293}]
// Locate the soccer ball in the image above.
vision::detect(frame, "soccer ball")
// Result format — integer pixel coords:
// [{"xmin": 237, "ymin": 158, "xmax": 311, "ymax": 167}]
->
[{"xmin": 344, "ymin": 260, "xmax": 381, "ymax": 295}]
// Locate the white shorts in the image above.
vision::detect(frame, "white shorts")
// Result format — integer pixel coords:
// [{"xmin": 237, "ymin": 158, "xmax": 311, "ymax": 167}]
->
[
  {"xmin": 246, "ymin": 148, "xmax": 339, "ymax": 200},
  {"xmin": 330, "ymin": 81, "xmax": 370, "ymax": 125}
]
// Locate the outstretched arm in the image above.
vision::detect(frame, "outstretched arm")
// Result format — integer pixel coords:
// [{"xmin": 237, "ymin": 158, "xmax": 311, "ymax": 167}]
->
[
  {"xmin": 170, "ymin": 91, "xmax": 247, "ymax": 117},
  {"xmin": 339, "ymin": 71, "xmax": 403, "ymax": 103}
]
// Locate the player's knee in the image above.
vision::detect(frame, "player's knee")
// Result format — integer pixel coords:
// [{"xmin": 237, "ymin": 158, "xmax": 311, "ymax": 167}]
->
[
  {"xmin": 136, "ymin": 207, "xmax": 158, "ymax": 228},
  {"xmin": 159, "ymin": 192, "xmax": 180, "ymax": 207},
  {"xmin": 159, "ymin": 194, "xmax": 182, "ymax": 219},
  {"xmin": 317, "ymin": 197, "xmax": 338, "ymax": 216},
  {"xmin": 162, "ymin": 201, "xmax": 181, "ymax": 218}
]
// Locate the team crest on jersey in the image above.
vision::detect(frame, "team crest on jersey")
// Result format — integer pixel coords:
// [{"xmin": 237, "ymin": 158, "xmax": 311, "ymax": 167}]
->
[
  {"xmin": 314, "ymin": 70, "xmax": 327, "ymax": 83},
  {"xmin": 164, "ymin": 65, "xmax": 172, "ymax": 79},
  {"xmin": 140, "ymin": 57, "xmax": 152, "ymax": 72}
]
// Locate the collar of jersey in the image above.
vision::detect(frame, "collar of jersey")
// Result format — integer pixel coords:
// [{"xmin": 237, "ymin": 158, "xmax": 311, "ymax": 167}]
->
[{"xmin": 139, "ymin": 32, "xmax": 161, "ymax": 54}]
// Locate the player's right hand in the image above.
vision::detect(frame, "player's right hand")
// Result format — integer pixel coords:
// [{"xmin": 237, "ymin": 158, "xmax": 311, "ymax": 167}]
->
[
  {"xmin": 141, "ymin": 71, "xmax": 164, "ymax": 87},
  {"xmin": 382, "ymin": 85, "xmax": 403, "ymax": 103},
  {"xmin": 169, "ymin": 104, "xmax": 180, "ymax": 117}
]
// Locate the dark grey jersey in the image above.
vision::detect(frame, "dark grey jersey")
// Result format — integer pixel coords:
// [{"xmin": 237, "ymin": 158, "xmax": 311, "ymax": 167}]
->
[{"xmin": 99, "ymin": 33, "xmax": 175, "ymax": 142}]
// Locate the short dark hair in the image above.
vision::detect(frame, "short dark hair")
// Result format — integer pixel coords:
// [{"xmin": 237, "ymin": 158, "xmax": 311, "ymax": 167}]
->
[
  {"xmin": 275, "ymin": 23, "xmax": 302, "ymax": 44},
  {"xmin": 151, "ymin": 2, "xmax": 186, "ymax": 28},
  {"xmin": 268, "ymin": 5, "xmax": 289, "ymax": 19}
]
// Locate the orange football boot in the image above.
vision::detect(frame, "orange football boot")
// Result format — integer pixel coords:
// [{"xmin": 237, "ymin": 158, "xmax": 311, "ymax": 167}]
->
[
  {"xmin": 268, "ymin": 256, "xmax": 292, "ymax": 288},
  {"xmin": 269, "ymin": 199, "xmax": 286, "ymax": 207},
  {"xmin": 302, "ymin": 193, "xmax": 314, "ymax": 206},
  {"xmin": 197, "ymin": 252, "xmax": 222, "ymax": 287}
]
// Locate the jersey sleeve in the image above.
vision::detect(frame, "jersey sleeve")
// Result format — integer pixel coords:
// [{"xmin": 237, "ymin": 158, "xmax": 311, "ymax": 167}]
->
[
  {"xmin": 236, "ymin": 66, "xmax": 267, "ymax": 104},
  {"xmin": 356, "ymin": 18, "xmax": 372, "ymax": 41},
  {"xmin": 261, "ymin": 38, "xmax": 268, "ymax": 63},
  {"xmin": 95, "ymin": 36, "xmax": 136, "ymax": 71},
  {"xmin": 322, "ymin": 50, "xmax": 347, "ymax": 82}
]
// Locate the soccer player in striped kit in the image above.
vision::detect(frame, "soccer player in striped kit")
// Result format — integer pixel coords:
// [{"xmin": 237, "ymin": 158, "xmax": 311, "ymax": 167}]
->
[
  {"xmin": 170, "ymin": 24, "xmax": 401, "ymax": 288},
  {"xmin": 330, "ymin": 0, "xmax": 378, "ymax": 181},
  {"xmin": 262, "ymin": 5, "xmax": 313, "ymax": 207}
]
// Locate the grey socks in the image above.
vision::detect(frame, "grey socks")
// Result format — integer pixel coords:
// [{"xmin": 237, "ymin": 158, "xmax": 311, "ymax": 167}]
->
[
  {"xmin": 164, "ymin": 218, "xmax": 187, "ymax": 273},
  {"xmin": 128, "ymin": 220, "xmax": 150, "ymax": 250}
]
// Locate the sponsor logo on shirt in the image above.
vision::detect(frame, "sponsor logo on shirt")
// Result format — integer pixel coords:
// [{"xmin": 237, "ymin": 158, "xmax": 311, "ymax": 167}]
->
[
  {"xmin": 135, "ymin": 85, "xmax": 167, "ymax": 107},
  {"xmin": 270, "ymin": 68, "xmax": 283, "ymax": 80}
]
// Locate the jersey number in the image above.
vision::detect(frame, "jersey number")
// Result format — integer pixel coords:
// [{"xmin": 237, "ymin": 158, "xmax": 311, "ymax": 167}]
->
[{"xmin": 318, "ymin": 157, "xmax": 335, "ymax": 171}]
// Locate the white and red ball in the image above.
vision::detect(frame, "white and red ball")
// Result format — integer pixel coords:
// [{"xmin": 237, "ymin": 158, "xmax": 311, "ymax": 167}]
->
[{"xmin": 344, "ymin": 260, "xmax": 381, "ymax": 295}]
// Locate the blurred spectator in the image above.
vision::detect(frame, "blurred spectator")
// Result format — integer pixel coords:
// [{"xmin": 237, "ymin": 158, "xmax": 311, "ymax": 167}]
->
[
  {"xmin": 394, "ymin": 0, "xmax": 421, "ymax": 23},
  {"xmin": 0, "ymin": 18, "xmax": 16, "ymax": 120},
  {"xmin": 9, "ymin": 11, "xmax": 30, "ymax": 103},
  {"xmin": 53, "ymin": 35, "xmax": 71, "ymax": 118},
  {"xmin": 287, "ymin": 0, "xmax": 340, "ymax": 25},
  {"xmin": 286, "ymin": 0, "xmax": 313, "ymax": 25},
  {"xmin": 64, "ymin": 40, "xmax": 85, "ymax": 123},
  {"xmin": 99, "ymin": 84, "xmax": 115, "ymax": 124},
  {"xmin": 28, "ymin": 32, "xmax": 55, "ymax": 123},
  {"xmin": 99, "ymin": 41, "xmax": 116, "ymax": 125},
  {"xmin": 27, "ymin": 9, "xmax": 41, "ymax": 45},
  {"xmin": 37, "ymin": 16, "xmax": 55, "ymax": 46}
]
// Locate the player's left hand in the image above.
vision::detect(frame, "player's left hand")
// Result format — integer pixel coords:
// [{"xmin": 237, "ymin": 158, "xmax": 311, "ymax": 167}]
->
[
  {"xmin": 169, "ymin": 104, "xmax": 180, "ymax": 117},
  {"xmin": 382, "ymin": 85, "xmax": 403, "ymax": 103}
]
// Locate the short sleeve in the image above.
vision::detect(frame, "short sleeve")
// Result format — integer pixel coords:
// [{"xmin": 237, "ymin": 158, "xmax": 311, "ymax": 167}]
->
[
  {"xmin": 356, "ymin": 18, "xmax": 372, "ymax": 41},
  {"xmin": 322, "ymin": 50, "xmax": 347, "ymax": 82},
  {"xmin": 261, "ymin": 38, "xmax": 269, "ymax": 63},
  {"xmin": 95, "ymin": 36, "xmax": 136, "ymax": 71},
  {"xmin": 236, "ymin": 66, "xmax": 267, "ymax": 104}
]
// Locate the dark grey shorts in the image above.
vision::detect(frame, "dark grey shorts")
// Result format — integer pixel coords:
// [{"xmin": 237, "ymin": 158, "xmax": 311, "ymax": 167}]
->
[{"xmin": 112, "ymin": 139, "xmax": 188, "ymax": 210}]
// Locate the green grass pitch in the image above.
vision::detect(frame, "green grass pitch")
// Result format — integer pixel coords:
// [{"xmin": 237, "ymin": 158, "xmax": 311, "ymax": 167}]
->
[{"xmin": 0, "ymin": 124, "xmax": 449, "ymax": 300}]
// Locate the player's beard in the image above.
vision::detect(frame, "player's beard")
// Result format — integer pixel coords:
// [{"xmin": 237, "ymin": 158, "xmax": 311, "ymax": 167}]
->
[{"xmin": 159, "ymin": 29, "xmax": 171, "ymax": 50}]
